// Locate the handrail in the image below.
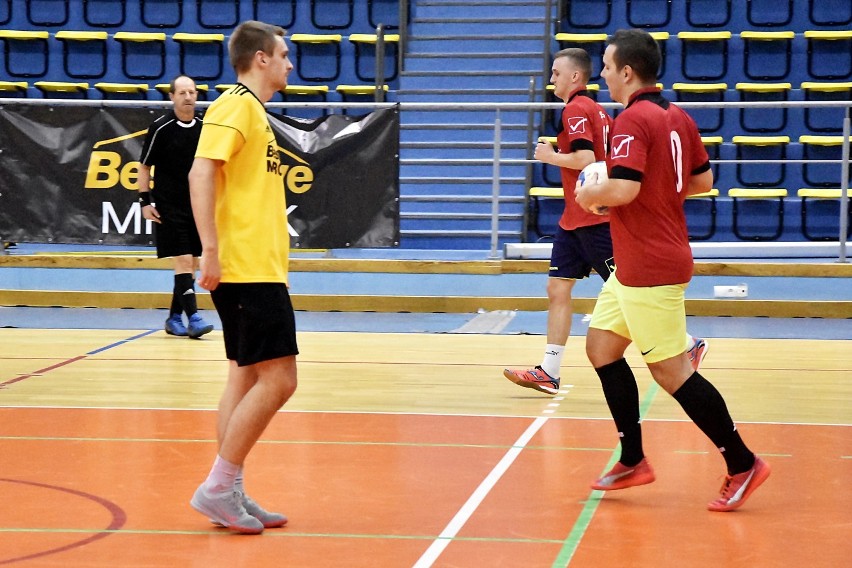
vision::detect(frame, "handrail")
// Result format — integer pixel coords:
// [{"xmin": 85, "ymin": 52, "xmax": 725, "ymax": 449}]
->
[{"xmin": 398, "ymin": 0, "xmax": 408, "ymax": 77}]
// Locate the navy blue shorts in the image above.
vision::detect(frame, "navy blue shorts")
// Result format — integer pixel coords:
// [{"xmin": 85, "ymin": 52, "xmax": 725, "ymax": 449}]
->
[
  {"xmin": 549, "ymin": 223, "xmax": 615, "ymax": 281},
  {"xmin": 211, "ymin": 283, "xmax": 299, "ymax": 367}
]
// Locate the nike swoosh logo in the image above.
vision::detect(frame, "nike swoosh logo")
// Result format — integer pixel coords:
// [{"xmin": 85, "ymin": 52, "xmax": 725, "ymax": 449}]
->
[
  {"xmin": 601, "ymin": 468, "xmax": 635, "ymax": 486},
  {"xmin": 641, "ymin": 347, "xmax": 655, "ymax": 356},
  {"xmin": 727, "ymin": 470, "xmax": 756, "ymax": 505}
]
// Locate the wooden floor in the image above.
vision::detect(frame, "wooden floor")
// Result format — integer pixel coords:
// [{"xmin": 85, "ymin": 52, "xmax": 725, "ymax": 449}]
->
[{"xmin": 1, "ymin": 329, "xmax": 850, "ymax": 567}]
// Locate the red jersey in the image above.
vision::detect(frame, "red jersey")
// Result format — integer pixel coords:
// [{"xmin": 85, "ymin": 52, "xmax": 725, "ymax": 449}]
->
[
  {"xmin": 556, "ymin": 86, "xmax": 613, "ymax": 230},
  {"xmin": 606, "ymin": 88, "xmax": 710, "ymax": 287}
]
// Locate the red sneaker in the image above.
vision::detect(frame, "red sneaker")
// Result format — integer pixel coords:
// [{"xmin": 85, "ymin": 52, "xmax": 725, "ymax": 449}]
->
[
  {"xmin": 707, "ymin": 455, "xmax": 771, "ymax": 512},
  {"xmin": 502, "ymin": 366, "xmax": 560, "ymax": 395},
  {"xmin": 591, "ymin": 458, "xmax": 656, "ymax": 491}
]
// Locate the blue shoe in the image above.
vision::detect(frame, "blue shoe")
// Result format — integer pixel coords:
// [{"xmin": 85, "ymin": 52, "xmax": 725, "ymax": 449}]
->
[
  {"xmin": 187, "ymin": 313, "xmax": 214, "ymax": 339},
  {"xmin": 165, "ymin": 314, "xmax": 188, "ymax": 336}
]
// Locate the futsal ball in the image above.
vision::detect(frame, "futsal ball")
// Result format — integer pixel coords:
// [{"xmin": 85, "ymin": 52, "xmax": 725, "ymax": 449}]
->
[
  {"xmin": 578, "ymin": 161, "xmax": 608, "ymax": 186},
  {"xmin": 577, "ymin": 161, "xmax": 609, "ymax": 215}
]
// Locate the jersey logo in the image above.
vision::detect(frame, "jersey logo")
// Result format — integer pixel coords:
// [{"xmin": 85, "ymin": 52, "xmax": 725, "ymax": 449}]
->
[
  {"xmin": 612, "ymin": 134, "xmax": 634, "ymax": 158},
  {"xmin": 567, "ymin": 116, "xmax": 588, "ymax": 134}
]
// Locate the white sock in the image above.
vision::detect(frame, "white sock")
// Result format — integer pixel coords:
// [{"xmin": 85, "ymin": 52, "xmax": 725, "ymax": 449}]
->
[
  {"xmin": 204, "ymin": 455, "xmax": 240, "ymax": 494},
  {"xmin": 540, "ymin": 344, "xmax": 565, "ymax": 379},
  {"xmin": 686, "ymin": 333, "xmax": 695, "ymax": 351},
  {"xmin": 235, "ymin": 466, "xmax": 244, "ymax": 493}
]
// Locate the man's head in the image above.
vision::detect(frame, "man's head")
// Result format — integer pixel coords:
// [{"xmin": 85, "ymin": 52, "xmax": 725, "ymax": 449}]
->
[
  {"xmin": 228, "ymin": 20, "xmax": 292, "ymax": 93},
  {"xmin": 550, "ymin": 48, "xmax": 592, "ymax": 102},
  {"xmin": 601, "ymin": 29, "xmax": 661, "ymax": 104},
  {"xmin": 169, "ymin": 75, "xmax": 197, "ymax": 120}
]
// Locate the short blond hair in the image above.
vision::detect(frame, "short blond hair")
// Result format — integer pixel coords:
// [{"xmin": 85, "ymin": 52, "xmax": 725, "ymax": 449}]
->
[{"xmin": 228, "ymin": 20, "xmax": 286, "ymax": 74}]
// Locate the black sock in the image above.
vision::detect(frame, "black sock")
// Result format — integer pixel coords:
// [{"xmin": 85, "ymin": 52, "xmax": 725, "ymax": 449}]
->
[
  {"xmin": 174, "ymin": 273, "xmax": 198, "ymax": 317},
  {"xmin": 595, "ymin": 358, "xmax": 644, "ymax": 467},
  {"xmin": 169, "ymin": 277, "xmax": 182, "ymax": 316},
  {"xmin": 673, "ymin": 372, "xmax": 755, "ymax": 475}
]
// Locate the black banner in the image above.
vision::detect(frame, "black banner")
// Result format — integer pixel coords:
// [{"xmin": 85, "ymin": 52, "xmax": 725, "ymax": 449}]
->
[{"xmin": 0, "ymin": 105, "xmax": 399, "ymax": 248}]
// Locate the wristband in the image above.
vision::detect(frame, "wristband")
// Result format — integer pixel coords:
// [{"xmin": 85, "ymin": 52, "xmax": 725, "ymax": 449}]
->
[{"xmin": 138, "ymin": 192, "xmax": 152, "ymax": 206}]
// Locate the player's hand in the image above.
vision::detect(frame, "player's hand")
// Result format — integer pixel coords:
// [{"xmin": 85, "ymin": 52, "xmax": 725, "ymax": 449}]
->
[
  {"xmin": 197, "ymin": 253, "xmax": 221, "ymax": 291},
  {"xmin": 574, "ymin": 181, "xmax": 607, "ymax": 214},
  {"xmin": 534, "ymin": 141, "xmax": 556, "ymax": 163},
  {"xmin": 141, "ymin": 204, "xmax": 161, "ymax": 224}
]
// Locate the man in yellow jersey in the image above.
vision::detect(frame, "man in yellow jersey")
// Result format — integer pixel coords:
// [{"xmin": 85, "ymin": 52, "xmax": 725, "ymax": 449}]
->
[{"xmin": 188, "ymin": 20, "xmax": 296, "ymax": 534}]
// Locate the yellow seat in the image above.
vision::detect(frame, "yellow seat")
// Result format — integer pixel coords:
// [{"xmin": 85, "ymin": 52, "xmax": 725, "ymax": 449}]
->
[
  {"xmin": 0, "ymin": 30, "xmax": 49, "ymax": 78},
  {"xmin": 800, "ymin": 82, "xmax": 852, "ymax": 132},
  {"xmin": 34, "ymin": 81, "xmax": 89, "ymax": 98},
  {"xmin": 528, "ymin": 187, "xmax": 564, "ymax": 238},
  {"xmin": 797, "ymin": 189, "xmax": 851, "ymax": 241},
  {"xmin": 739, "ymin": 31, "xmax": 795, "ymax": 81},
  {"xmin": 685, "ymin": 189, "xmax": 720, "ymax": 240},
  {"xmin": 799, "ymin": 136, "xmax": 846, "ymax": 188},
  {"xmin": 804, "ymin": 31, "xmax": 852, "ymax": 80},
  {"xmin": 677, "ymin": 32, "xmax": 732, "ymax": 81},
  {"xmin": 735, "ymin": 82, "xmax": 792, "ymax": 133},
  {"xmin": 348, "ymin": 33, "xmax": 400, "ymax": 82},
  {"xmin": 290, "ymin": 34, "xmax": 343, "ymax": 82},
  {"xmin": 732, "ymin": 136, "xmax": 791, "ymax": 188},
  {"xmin": 0, "ymin": 81, "xmax": 28, "ymax": 96},
  {"xmin": 94, "ymin": 83, "xmax": 149, "ymax": 99},
  {"xmin": 55, "ymin": 31, "xmax": 108, "ymax": 80}
]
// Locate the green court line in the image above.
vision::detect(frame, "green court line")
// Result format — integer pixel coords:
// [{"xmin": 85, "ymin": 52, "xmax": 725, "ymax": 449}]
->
[{"xmin": 551, "ymin": 382, "xmax": 661, "ymax": 568}]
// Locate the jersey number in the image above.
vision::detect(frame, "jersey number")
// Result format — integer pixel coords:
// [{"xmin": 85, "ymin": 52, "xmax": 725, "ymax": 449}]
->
[{"xmin": 670, "ymin": 131, "xmax": 684, "ymax": 193}]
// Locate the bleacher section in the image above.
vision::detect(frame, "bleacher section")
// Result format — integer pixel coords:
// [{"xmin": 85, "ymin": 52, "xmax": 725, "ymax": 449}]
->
[{"xmin": 0, "ymin": 0, "xmax": 850, "ymax": 250}]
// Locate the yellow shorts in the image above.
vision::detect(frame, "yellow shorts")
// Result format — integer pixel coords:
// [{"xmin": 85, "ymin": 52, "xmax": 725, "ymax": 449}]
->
[{"xmin": 590, "ymin": 272, "xmax": 689, "ymax": 364}]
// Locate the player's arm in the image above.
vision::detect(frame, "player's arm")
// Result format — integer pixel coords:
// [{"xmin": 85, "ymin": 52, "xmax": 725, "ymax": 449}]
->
[
  {"xmin": 684, "ymin": 164, "xmax": 714, "ymax": 196},
  {"xmin": 535, "ymin": 143, "xmax": 596, "ymax": 171},
  {"xmin": 189, "ymin": 157, "xmax": 222, "ymax": 290},
  {"xmin": 136, "ymin": 164, "xmax": 161, "ymax": 223},
  {"xmin": 575, "ymin": 168, "xmax": 641, "ymax": 213}
]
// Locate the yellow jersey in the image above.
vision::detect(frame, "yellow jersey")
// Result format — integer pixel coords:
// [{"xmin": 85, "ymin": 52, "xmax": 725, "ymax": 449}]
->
[{"xmin": 195, "ymin": 84, "xmax": 290, "ymax": 284}]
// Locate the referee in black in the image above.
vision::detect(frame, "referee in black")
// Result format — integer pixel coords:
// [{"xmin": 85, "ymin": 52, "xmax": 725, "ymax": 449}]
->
[{"xmin": 138, "ymin": 75, "xmax": 214, "ymax": 339}]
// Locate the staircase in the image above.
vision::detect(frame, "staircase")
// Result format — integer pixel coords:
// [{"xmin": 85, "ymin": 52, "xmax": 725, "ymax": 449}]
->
[{"xmin": 396, "ymin": 0, "xmax": 554, "ymax": 249}]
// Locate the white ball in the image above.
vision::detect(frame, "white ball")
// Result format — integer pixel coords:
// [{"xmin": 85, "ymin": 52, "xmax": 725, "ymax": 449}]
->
[{"xmin": 578, "ymin": 161, "xmax": 608, "ymax": 186}]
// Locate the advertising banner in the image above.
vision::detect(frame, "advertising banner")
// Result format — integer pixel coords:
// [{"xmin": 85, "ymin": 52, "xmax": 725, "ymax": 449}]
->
[{"xmin": 0, "ymin": 105, "xmax": 399, "ymax": 249}]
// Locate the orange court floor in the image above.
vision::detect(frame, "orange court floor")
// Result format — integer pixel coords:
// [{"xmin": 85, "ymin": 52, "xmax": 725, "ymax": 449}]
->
[{"xmin": 0, "ymin": 328, "xmax": 850, "ymax": 567}]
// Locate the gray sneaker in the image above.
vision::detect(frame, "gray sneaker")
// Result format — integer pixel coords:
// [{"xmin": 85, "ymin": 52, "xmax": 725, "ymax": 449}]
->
[
  {"xmin": 243, "ymin": 493, "xmax": 288, "ymax": 528},
  {"xmin": 191, "ymin": 486, "xmax": 264, "ymax": 534}
]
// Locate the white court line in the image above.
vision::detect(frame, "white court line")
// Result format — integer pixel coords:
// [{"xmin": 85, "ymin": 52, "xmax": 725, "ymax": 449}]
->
[{"xmin": 412, "ymin": 416, "xmax": 549, "ymax": 568}]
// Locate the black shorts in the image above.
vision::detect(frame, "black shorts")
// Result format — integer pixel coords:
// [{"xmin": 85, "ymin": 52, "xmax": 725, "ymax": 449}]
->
[
  {"xmin": 154, "ymin": 209, "xmax": 202, "ymax": 259},
  {"xmin": 210, "ymin": 283, "xmax": 299, "ymax": 367},
  {"xmin": 549, "ymin": 223, "xmax": 615, "ymax": 281}
]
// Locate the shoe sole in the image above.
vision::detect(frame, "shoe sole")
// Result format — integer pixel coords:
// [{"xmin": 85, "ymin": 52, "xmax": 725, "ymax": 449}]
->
[
  {"xmin": 190, "ymin": 497, "xmax": 264, "ymax": 534},
  {"xmin": 165, "ymin": 327, "xmax": 188, "ymax": 337},
  {"xmin": 502, "ymin": 369, "xmax": 558, "ymax": 395},
  {"xmin": 211, "ymin": 517, "xmax": 287, "ymax": 529},
  {"xmin": 707, "ymin": 459, "xmax": 771, "ymax": 512}
]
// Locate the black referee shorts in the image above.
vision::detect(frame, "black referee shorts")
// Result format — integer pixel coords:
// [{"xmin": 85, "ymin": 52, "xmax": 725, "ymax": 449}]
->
[
  {"xmin": 154, "ymin": 209, "xmax": 202, "ymax": 259},
  {"xmin": 211, "ymin": 283, "xmax": 299, "ymax": 367}
]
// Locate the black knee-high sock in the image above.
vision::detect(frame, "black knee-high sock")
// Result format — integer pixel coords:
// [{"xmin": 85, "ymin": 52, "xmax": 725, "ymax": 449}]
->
[
  {"xmin": 173, "ymin": 273, "xmax": 198, "ymax": 317},
  {"xmin": 673, "ymin": 372, "xmax": 755, "ymax": 475},
  {"xmin": 595, "ymin": 358, "xmax": 644, "ymax": 467}
]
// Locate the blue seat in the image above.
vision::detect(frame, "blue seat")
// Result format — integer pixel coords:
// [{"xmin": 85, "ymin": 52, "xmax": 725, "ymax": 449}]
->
[
  {"xmin": 804, "ymin": 31, "xmax": 852, "ymax": 81},
  {"xmin": 799, "ymin": 136, "xmax": 846, "ymax": 188},
  {"xmin": 368, "ymin": 0, "xmax": 399, "ymax": 30},
  {"xmin": 797, "ymin": 188, "xmax": 852, "ymax": 241},
  {"xmin": 735, "ymin": 82, "xmax": 791, "ymax": 133},
  {"xmin": 740, "ymin": 31, "xmax": 794, "ymax": 81},
  {"xmin": 26, "ymin": 0, "xmax": 69, "ymax": 27},
  {"xmin": 0, "ymin": 31, "xmax": 49, "ymax": 78},
  {"xmin": 686, "ymin": 0, "xmax": 731, "ymax": 28},
  {"xmin": 312, "ymin": 0, "xmax": 354, "ymax": 30},
  {"xmin": 626, "ymin": 0, "xmax": 672, "ymax": 29},
  {"xmin": 801, "ymin": 81, "xmax": 852, "ymax": 133},
  {"xmin": 808, "ymin": 0, "xmax": 852, "ymax": 26},
  {"xmin": 290, "ymin": 34, "xmax": 343, "ymax": 83},
  {"xmin": 55, "ymin": 31, "xmax": 109, "ymax": 80},
  {"xmin": 684, "ymin": 188, "xmax": 720, "ymax": 241},
  {"xmin": 114, "ymin": 32, "xmax": 166, "ymax": 81},
  {"xmin": 746, "ymin": 0, "xmax": 793, "ymax": 27},
  {"xmin": 562, "ymin": 0, "xmax": 612, "ymax": 30},
  {"xmin": 172, "ymin": 33, "xmax": 224, "ymax": 81},
  {"xmin": 84, "ymin": 0, "xmax": 127, "ymax": 28},
  {"xmin": 349, "ymin": 33, "xmax": 399, "ymax": 83},
  {"xmin": 253, "ymin": 0, "xmax": 296, "ymax": 29},
  {"xmin": 678, "ymin": 32, "xmax": 731, "ymax": 82},
  {"xmin": 728, "ymin": 188, "xmax": 788, "ymax": 241},
  {"xmin": 733, "ymin": 135, "xmax": 790, "ymax": 188},
  {"xmin": 141, "ymin": 0, "xmax": 184, "ymax": 29},
  {"xmin": 672, "ymin": 83, "xmax": 727, "ymax": 133},
  {"xmin": 196, "ymin": 0, "xmax": 240, "ymax": 29},
  {"xmin": 554, "ymin": 33, "xmax": 606, "ymax": 81}
]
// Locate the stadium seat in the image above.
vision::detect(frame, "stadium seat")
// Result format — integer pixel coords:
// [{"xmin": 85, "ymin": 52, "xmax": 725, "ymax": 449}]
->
[
  {"xmin": 797, "ymin": 188, "xmax": 851, "ymax": 241},
  {"xmin": 55, "ymin": 31, "xmax": 109, "ymax": 80},
  {"xmin": 799, "ymin": 135, "xmax": 846, "ymax": 188},
  {"xmin": 34, "ymin": 81, "xmax": 89, "ymax": 99},
  {"xmin": 0, "ymin": 31, "xmax": 49, "ymax": 78},
  {"xmin": 685, "ymin": 188, "xmax": 719, "ymax": 240},
  {"xmin": 311, "ymin": 0, "xmax": 355, "ymax": 30},
  {"xmin": 649, "ymin": 32, "xmax": 670, "ymax": 79},
  {"xmin": 554, "ymin": 33, "xmax": 607, "ymax": 81},
  {"xmin": 290, "ymin": 34, "xmax": 343, "ymax": 82},
  {"xmin": 537, "ymin": 132, "xmax": 561, "ymax": 185},
  {"xmin": 732, "ymin": 135, "xmax": 790, "ymax": 187},
  {"xmin": 673, "ymin": 83, "xmax": 727, "ymax": 133},
  {"xmin": 84, "ymin": 0, "xmax": 127, "ymax": 28},
  {"xmin": 728, "ymin": 188, "xmax": 788, "ymax": 240},
  {"xmin": 172, "ymin": 33, "xmax": 224, "ymax": 81},
  {"xmin": 26, "ymin": 0, "xmax": 69, "ymax": 26},
  {"xmin": 0, "ymin": 81, "xmax": 28, "ymax": 98},
  {"xmin": 94, "ymin": 82, "xmax": 149, "ymax": 99},
  {"xmin": 114, "ymin": 32, "xmax": 166, "ymax": 81},
  {"xmin": 349, "ymin": 33, "xmax": 399, "ymax": 83},
  {"xmin": 735, "ymin": 82, "xmax": 792, "ymax": 133},
  {"xmin": 804, "ymin": 31, "xmax": 852, "ymax": 80},
  {"xmin": 141, "ymin": 0, "xmax": 184, "ymax": 29},
  {"xmin": 677, "ymin": 32, "xmax": 731, "ymax": 82},
  {"xmin": 155, "ymin": 82, "xmax": 209, "ymax": 100},
  {"xmin": 563, "ymin": 0, "xmax": 612, "ymax": 30},
  {"xmin": 368, "ymin": 0, "xmax": 400, "ymax": 30},
  {"xmin": 739, "ymin": 31, "xmax": 794, "ymax": 81},
  {"xmin": 528, "ymin": 185, "xmax": 563, "ymax": 239},
  {"xmin": 701, "ymin": 135, "xmax": 724, "ymax": 181},
  {"xmin": 278, "ymin": 85, "xmax": 329, "ymax": 119},
  {"xmin": 196, "ymin": 0, "xmax": 240, "ymax": 29},
  {"xmin": 685, "ymin": 0, "xmax": 731, "ymax": 28},
  {"xmin": 0, "ymin": 0, "xmax": 8, "ymax": 26},
  {"xmin": 746, "ymin": 0, "xmax": 793, "ymax": 27},
  {"xmin": 253, "ymin": 0, "xmax": 296, "ymax": 29},
  {"xmin": 801, "ymin": 82, "xmax": 852, "ymax": 133},
  {"xmin": 336, "ymin": 84, "xmax": 388, "ymax": 112},
  {"xmin": 808, "ymin": 0, "xmax": 852, "ymax": 26},
  {"xmin": 626, "ymin": 0, "xmax": 672, "ymax": 28}
]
